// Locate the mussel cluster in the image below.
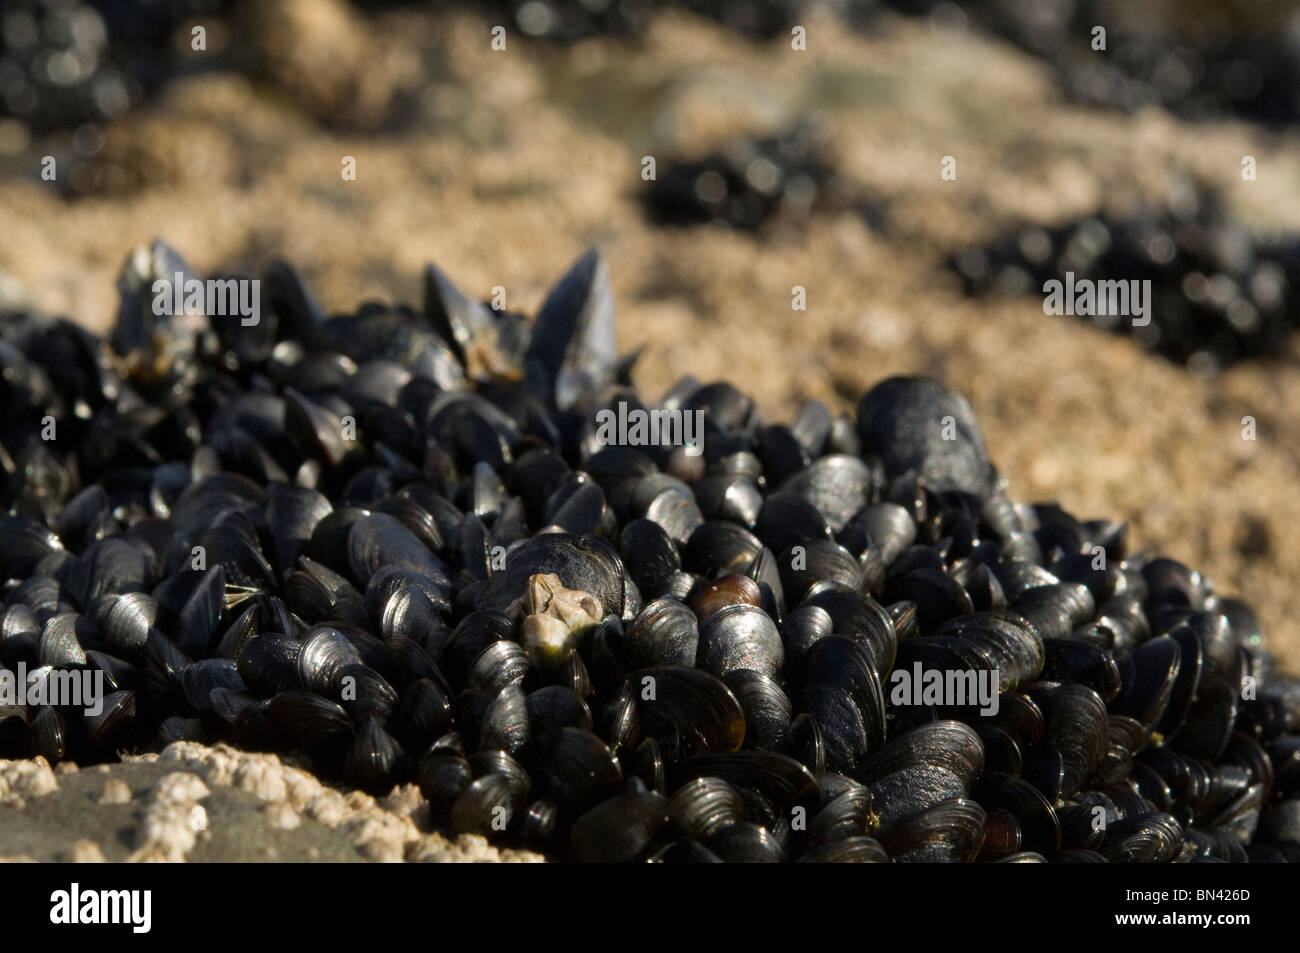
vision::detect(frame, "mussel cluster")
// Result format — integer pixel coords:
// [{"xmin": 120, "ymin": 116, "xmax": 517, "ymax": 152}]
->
[
  {"xmin": 951, "ymin": 184, "xmax": 1300, "ymax": 370},
  {"xmin": 1, "ymin": 241, "xmax": 1298, "ymax": 863},
  {"xmin": 891, "ymin": 0, "xmax": 1300, "ymax": 127},
  {"xmin": 473, "ymin": 0, "xmax": 657, "ymax": 43},
  {"xmin": 475, "ymin": 0, "xmax": 808, "ymax": 43},
  {"xmin": 642, "ymin": 125, "xmax": 849, "ymax": 232},
  {"xmin": 484, "ymin": 1, "xmax": 1300, "ymax": 129},
  {"xmin": 0, "ymin": 0, "xmax": 236, "ymax": 134}
]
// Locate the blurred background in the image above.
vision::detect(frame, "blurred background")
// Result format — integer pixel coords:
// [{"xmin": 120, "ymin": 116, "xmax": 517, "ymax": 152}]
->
[{"xmin": 1, "ymin": 0, "xmax": 1299, "ymax": 665}]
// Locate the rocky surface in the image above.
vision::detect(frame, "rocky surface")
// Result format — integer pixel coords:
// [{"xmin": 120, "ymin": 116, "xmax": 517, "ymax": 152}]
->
[{"xmin": 0, "ymin": 744, "xmax": 543, "ymax": 862}]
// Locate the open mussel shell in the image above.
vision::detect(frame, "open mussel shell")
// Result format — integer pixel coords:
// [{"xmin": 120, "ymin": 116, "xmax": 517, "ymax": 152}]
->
[{"xmin": 523, "ymin": 247, "xmax": 617, "ymax": 410}]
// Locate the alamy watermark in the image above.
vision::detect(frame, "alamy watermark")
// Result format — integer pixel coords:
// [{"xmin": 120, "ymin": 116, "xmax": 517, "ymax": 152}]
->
[
  {"xmin": 889, "ymin": 663, "xmax": 1000, "ymax": 716},
  {"xmin": 0, "ymin": 663, "xmax": 105, "ymax": 716},
  {"xmin": 151, "ymin": 273, "xmax": 260, "ymax": 326},
  {"xmin": 593, "ymin": 401, "xmax": 705, "ymax": 456},
  {"xmin": 50, "ymin": 884, "xmax": 151, "ymax": 933},
  {"xmin": 1042, "ymin": 272, "xmax": 1151, "ymax": 327}
]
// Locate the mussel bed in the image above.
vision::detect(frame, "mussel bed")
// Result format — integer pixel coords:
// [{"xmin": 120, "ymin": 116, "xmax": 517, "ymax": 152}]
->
[{"xmin": 1, "ymin": 241, "xmax": 1297, "ymax": 863}]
